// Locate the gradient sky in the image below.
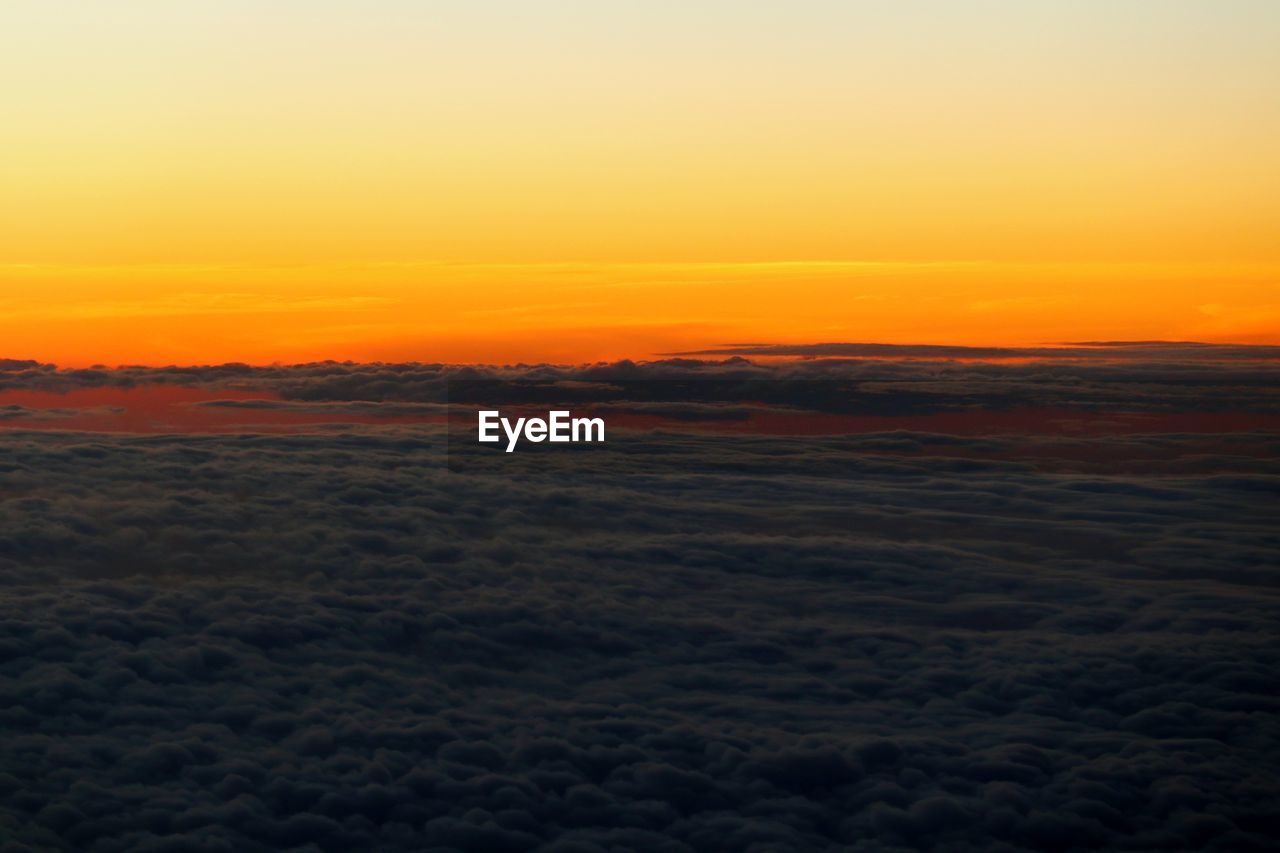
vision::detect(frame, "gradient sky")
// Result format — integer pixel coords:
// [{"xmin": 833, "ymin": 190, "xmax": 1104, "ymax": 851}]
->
[{"xmin": 3, "ymin": 1, "xmax": 1279, "ymax": 365}]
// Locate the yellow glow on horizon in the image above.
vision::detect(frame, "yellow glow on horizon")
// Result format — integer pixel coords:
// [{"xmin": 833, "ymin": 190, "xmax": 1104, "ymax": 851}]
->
[{"xmin": 3, "ymin": 261, "xmax": 1277, "ymax": 367}]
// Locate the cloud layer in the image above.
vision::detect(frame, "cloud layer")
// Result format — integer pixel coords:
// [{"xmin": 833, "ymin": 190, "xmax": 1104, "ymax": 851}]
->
[{"xmin": 1, "ymin": 352, "xmax": 1278, "ymax": 850}]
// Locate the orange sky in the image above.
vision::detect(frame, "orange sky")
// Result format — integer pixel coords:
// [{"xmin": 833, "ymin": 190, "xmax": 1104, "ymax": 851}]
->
[{"xmin": 3, "ymin": 2, "xmax": 1278, "ymax": 365}]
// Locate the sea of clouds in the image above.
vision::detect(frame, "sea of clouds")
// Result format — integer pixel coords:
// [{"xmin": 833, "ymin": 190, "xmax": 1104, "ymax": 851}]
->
[{"xmin": 1, "ymin": 348, "xmax": 1277, "ymax": 851}]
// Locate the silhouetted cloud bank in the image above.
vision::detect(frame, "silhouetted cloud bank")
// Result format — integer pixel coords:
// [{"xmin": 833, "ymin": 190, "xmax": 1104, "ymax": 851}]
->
[{"xmin": 1, "ymin": 353, "xmax": 1278, "ymax": 850}]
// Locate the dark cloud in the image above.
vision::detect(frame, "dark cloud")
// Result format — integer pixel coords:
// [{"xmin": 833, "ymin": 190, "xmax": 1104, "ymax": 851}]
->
[
  {"xmin": 0, "ymin": 404, "xmax": 125, "ymax": 421},
  {"xmin": 3, "ymin": 350, "xmax": 1280, "ymax": 417},
  {"xmin": 1, "ymin": 355, "xmax": 1278, "ymax": 849}
]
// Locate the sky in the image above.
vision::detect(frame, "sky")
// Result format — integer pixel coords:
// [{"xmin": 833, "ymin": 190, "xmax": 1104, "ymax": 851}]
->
[{"xmin": 3, "ymin": 1, "xmax": 1279, "ymax": 365}]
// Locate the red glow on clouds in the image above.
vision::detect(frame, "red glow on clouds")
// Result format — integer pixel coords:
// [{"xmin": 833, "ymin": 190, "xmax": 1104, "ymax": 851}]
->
[{"xmin": 0, "ymin": 386, "xmax": 441, "ymax": 433}]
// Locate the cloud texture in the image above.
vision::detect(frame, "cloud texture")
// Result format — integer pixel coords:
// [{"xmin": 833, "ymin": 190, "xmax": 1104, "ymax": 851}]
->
[{"xmin": 1, "ymin": 352, "xmax": 1278, "ymax": 850}]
